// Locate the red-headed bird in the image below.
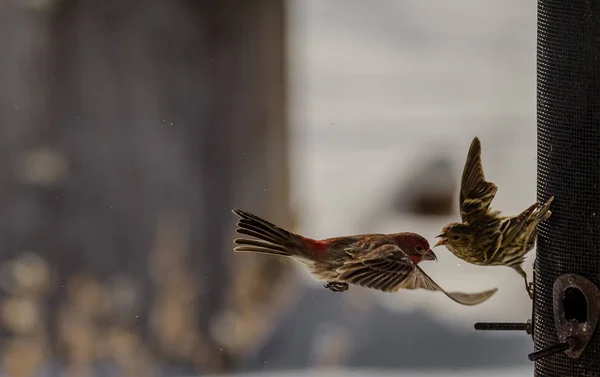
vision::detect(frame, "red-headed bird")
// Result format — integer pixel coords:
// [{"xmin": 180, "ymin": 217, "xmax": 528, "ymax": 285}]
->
[
  {"xmin": 435, "ymin": 136, "xmax": 554, "ymax": 299},
  {"xmin": 232, "ymin": 208, "xmax": 497, "ymax": 306}
]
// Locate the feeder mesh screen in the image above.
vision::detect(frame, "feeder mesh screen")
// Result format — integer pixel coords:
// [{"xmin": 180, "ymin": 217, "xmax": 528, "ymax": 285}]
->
[{"xmin": 535, "ymin": 0, "xmax": 600, "ymax": 375}]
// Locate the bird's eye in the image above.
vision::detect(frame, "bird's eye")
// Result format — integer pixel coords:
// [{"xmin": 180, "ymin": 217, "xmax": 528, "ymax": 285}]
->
[
  {"xmin": 453, "ymin": 235, "xmax": 460, "ymax": 240},
  {"xmin": 416, "ymin": 246, "xmax": 423, "ymax": 252}
]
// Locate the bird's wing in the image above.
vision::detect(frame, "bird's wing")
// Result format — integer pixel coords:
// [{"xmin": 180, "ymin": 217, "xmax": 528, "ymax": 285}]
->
[
  {"xmin": 338, "ymin": 242, "xmax": 420, "ymax": 293},
  {"xmin": 460, "ymin": 137, "xmax": 500, "ymax": 224},
  {"xmin": 338, "ymin": 241, "xmax": 498, "ymax": 305},
  {"xmin": 410, "ymin": 265, "xmax": 498, "ymax": 306}
]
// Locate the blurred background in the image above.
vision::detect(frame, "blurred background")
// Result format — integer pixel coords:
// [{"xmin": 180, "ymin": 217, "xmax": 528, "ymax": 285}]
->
[{"xmin": 0, "ymin": 0, "xmax": 536, "ymax": 376}]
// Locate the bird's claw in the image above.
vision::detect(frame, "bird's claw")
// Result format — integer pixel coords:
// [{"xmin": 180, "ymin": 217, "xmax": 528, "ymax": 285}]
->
[
  {"xmin": 324, "ymin": 282, "xmax": 349, "ymax": 292},
  {"xmin": 527, "ymin": 282, "xmax": 534, "ymax": 299}
]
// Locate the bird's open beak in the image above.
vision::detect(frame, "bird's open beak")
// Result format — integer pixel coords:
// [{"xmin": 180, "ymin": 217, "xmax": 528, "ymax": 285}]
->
[
  {"xmin": 422, "ymin": 249, "xmax": 437, "ymax": 261},
  {"xmin": 434, "ymin": 236, "xmax": 448, "ymax": 248}
]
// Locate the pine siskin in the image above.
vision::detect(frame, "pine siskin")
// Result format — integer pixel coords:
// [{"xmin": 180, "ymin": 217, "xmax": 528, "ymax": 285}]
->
[{"xmin": 435, "ymin": 136, "xmax": 554, "ymax": 299}]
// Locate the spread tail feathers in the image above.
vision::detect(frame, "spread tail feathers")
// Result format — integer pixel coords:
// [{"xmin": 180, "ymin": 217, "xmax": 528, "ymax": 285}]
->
[
  {"xmin": 516, "ymin": 196, "xmax": 554, "ymax": 227},
  {"xmin": 501, "ymin": 196, "xmax": 554, "ymax": 245},
  {"xmin": 533, "ymin": 196, "xmax": 554, "ymax": 222},
  {"xmin": 232, "ymin": 208, "xmax": 310, "ymax": 259}
]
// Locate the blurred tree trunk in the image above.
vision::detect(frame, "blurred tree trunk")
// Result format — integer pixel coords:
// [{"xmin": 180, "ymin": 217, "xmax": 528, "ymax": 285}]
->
[{"xmin": 0, "ymin": 0, "xmax": 292, "ymax": 375}]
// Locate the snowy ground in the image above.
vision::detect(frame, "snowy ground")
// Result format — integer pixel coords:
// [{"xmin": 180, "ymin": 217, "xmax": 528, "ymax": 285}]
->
[{"xmin": 287, "ymin": 0, "xmax": 537, "ymax": 331}]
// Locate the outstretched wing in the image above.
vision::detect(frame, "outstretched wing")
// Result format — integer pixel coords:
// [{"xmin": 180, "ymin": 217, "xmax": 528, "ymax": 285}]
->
[
  {"xmin": 337, "ymin": 240, "xmax": 498, "ymax": 305},
  {"xmin": 411, "ymin": 265, "xmax": 498, "ymax": 306},
  {"xmin": 337, "ymin": 242, "xmax": 416, "ymax": 293},
  {"xmin": 460, "ymin": 137, "xmax": 500, "ymax": 224}
]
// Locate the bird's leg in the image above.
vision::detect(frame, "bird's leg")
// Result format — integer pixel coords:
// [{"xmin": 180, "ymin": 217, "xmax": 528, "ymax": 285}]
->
[
  {"xmin": 324, "ymin": 282, "xmax": 349, "ymax": 292},
  {"xmin": 513, "ymin": 265, "xmax": 533, "ymax": 299},
  {"xmin": 525, "ymin": 280, "xmax": 534, "ymax": 299}
]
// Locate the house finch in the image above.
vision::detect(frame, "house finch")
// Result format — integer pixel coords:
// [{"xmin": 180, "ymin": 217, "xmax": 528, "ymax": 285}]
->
[
  {"xmin": 232, "ymin": 208, "xmax": 497, "ymax": 306},
  {"xmin": 435, "ymin": 136, "xmax": 554, "ymax": 299}
]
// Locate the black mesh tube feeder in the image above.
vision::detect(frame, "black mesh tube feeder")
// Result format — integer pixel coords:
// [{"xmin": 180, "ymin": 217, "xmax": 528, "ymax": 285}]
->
[
  {"xmin": 475, "ymin": 1, "xmax": 600, "ymax": 375},
  {"xmin": 535, "ymin": 0, "xmax": 600, "ymax": 375}
]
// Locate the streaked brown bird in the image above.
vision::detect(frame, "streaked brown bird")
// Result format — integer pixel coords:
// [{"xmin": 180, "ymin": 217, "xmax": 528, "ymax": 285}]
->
[
  {"xmin": 435, "ymin": 136, "xmax": 554, "ymax": 299},
  {"xmin": 232, "ymin": 208, "xmax": 497, "ymax": 306}
]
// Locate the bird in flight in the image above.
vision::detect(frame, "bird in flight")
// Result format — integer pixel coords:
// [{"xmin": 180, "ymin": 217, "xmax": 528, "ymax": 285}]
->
[
  {"xmin": 435, "ymin": 136, "xmax": 553, "ymax": 299},
  {"xmin": 232, "ymin": 207, "xmax": 497, "ymax": 306}
]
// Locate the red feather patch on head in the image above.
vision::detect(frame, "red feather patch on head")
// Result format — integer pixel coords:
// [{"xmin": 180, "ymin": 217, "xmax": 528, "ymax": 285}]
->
[{"xmin": 395, "ymin": 232, "xmax": 430, "ymax": 250}]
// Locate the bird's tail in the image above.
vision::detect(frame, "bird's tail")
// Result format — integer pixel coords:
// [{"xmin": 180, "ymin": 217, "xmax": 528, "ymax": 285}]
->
[
  {"xmin": 513, "ymin": 196, "xmax": 554, "ymax": 227},
  {"xmin": 500, "ymin": 196, "xmax": 555, "ymax": 246},
  {"xmin": 232, "ymin": 208, "xmax": 314, "ymax": 260},
  {"xmin": 531, "ymin": 196, "xmax": 554, "ymax": 224}
]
